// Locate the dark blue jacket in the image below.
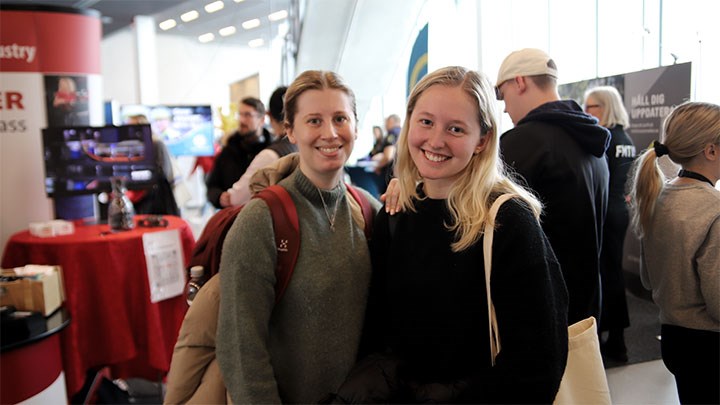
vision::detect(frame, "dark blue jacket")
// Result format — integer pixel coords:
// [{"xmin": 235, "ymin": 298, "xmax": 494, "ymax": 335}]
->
[{"xmin": 500, "ymin": 100, "xmax": 610, "ymax": 325}]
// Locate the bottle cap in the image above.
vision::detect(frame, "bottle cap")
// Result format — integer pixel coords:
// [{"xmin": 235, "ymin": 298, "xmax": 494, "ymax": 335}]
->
[{"xmin": 190, "ymin": 265, "xmax": 204, "ymax": 278}]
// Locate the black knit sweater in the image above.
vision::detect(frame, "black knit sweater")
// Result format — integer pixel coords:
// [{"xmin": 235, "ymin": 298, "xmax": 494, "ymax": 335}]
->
[{"xmin": 364, "ymin": 196, "xmax": 569, "ymax": 403}]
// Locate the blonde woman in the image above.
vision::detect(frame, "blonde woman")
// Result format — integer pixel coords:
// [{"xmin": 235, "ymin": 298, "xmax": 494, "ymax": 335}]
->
[
  {"xmin": 629, "ymin": 101, "xmax": 720, "ymax": 404},
  {"xmin": 336, "ymin": 67, "xmax": 569, "ymax": 403}
]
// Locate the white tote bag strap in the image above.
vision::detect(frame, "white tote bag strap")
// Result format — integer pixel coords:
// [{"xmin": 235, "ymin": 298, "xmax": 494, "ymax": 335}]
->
[{"xmin": 483, "ymin": 193, "xmax": 516, "ymax": 366}]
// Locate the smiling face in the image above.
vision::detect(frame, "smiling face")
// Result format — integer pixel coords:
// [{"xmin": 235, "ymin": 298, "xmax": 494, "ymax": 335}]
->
[
  {"xmin": 407, "ymin": 84, "xmax": 489, "ymax": 198},
  {"xmin": 287, "ymin": 88, "xmax": 356, "ymax": 189}
]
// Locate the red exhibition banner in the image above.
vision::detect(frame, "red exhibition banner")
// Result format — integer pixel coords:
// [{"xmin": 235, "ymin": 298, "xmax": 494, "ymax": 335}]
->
[
  {"xmin": 0, "ymin": 9, "xmax": 101, "ymax": 74},
  {"xmin": 0, "ymin": 5, "xmax": 102, "ymax": 279}
]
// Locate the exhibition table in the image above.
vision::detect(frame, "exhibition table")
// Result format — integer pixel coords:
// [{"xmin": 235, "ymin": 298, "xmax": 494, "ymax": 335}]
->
[
  {"xmin": 1, "ymin": 216, "xmax": 195, "ymax": 398},
  {"xmin": 1, "ymin": 309, "xmax": 71, "ymax": 404}
]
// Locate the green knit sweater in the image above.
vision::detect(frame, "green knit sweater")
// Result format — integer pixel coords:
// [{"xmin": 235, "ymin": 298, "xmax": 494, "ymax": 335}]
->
[{"xmin": 216, "ymin": 168, "xmax": 379, "ymax": 404}]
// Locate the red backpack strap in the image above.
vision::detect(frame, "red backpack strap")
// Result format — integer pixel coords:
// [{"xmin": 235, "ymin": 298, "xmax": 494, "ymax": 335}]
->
[
  {"xmin": 346, "ymin": 184, "xmax": 373, "ymax": 240},
  {"xmin": 254, "ymin": 185, "xmax": 300, "ymax": 304},
  {"xmin": 188, "ymin": 205, "xmax": 243, "ymax": 279}
]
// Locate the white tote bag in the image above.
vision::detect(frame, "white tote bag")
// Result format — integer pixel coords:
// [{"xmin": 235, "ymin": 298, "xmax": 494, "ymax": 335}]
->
[
  {"xmin": 483, "ymin": 194, "xmax": 611, "ymax": 405},
  {"xmin": 554, "ymin": 317, "xmax": 611, "ymax": 404}
]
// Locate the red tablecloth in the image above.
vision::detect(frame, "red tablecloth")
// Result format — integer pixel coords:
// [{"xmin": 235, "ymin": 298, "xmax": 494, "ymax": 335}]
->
[{"xmin": 1, "ymin": 216, "xmax": 195, "ymax": 398}]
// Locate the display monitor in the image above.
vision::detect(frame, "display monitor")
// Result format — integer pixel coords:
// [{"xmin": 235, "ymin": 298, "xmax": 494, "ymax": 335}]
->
[
  {"xmin": 42, "ymin": 124, "xmax": 157, "ymax": 196},
  {"xmin": 120, "ymin": 104, "xmax": 215, "ymax": 156}
]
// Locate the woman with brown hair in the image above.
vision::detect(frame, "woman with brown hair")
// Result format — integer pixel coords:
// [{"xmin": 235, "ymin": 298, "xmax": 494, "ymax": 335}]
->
[{"xmin": 216, "ymin": 70, "xmax": 380, "ymax": 403}]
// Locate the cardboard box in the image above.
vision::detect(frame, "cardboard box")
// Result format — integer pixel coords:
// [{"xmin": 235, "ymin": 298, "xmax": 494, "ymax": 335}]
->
[
  {"xmin": 0, "ymin": 266, "xmax": 65, "ymax": 316},
  {"xmin": 28, "ymin": 220, "xmax": 74, "ymax": 238}
]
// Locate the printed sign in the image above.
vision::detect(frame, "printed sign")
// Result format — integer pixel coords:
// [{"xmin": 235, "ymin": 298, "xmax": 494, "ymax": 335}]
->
[
  {"xmin": 142, "ymin": 229, "xmax": 186, "ymax": 303},
  {"xmin": 559, "ymin": 63, "xmax": 692, "ymax": 150}
]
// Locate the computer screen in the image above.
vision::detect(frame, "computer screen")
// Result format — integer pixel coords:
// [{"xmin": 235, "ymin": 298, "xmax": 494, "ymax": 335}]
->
[
  {"xmin": 42, "ymin": 124, "xmax": 157, "ymax": 196},
  {"xmin": 120, "ymin": 104, "xmax": 215, "ymax": 156}
]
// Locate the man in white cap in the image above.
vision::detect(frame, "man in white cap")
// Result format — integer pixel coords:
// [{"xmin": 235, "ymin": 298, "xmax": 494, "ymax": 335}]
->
[{"xmin": 496, "ymin": 48, "xmax": 611, "ymax": 326}]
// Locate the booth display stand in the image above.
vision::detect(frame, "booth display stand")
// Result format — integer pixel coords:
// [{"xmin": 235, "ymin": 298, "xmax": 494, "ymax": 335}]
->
[{"xmin": 0, "ymin": 308, "xmax": 70, "ymax": 404}]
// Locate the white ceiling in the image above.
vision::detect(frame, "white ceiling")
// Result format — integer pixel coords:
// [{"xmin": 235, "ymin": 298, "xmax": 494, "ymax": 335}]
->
[
  {"xmin": 298, "ymin": 0, "xmax": 426, "ymax": 121},
  {"xmin": 140, "ymin": 0, "xmax": 428, "ymax": 119},
  {"xmin": 3, "ymin": 0, "xmax": 293, "ymax": 46},
  {"xmin": 151, "ymin": 0, "xmax": 294, "ymax": 47},
  {"xmin": 4, "ymin": 0, "xmax": 427, "ymax": 119}
]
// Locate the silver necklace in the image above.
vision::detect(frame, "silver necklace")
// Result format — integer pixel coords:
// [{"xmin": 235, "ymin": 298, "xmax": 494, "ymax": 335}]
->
[{"xmin": 317, "ymin": 186, "xmax": 341, "ymax": 231}]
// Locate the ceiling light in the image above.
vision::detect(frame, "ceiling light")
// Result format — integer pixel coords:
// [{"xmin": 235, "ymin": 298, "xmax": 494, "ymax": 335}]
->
[
  {"xmin": 248, "ymin": 38, "xmax": 264, "ymax": 48},
  {"xmin": 278, "ymin": 21, "xmax": 289, "ymax": 36},
  {"xmin": 205, "ymin": 1, "xmax": 224, "ymax": 13},
  {"xmin": 277, "ymin": 21, "xmax": 290, "ymax": 38},
  {"xmin": 159, "ymin": 19, "xmax": 177, "ymax": 30},
  {"xmin": 181, "ymin": 10, "xmax": 200, "ymax": 22},
  {"xmin": 268, "ymin": 10, "xmax": 288, "ymax": 22},
  {"xmin": 219, "ymin": 26, "xmax": 236, "ymax": 36},
  {"xmin": 242, "ymin": 18, "xmax": 261, "ymax": 30},
  {"xmin": 199, "ymin": 33, "xmax": 215, "ymax": 43}
]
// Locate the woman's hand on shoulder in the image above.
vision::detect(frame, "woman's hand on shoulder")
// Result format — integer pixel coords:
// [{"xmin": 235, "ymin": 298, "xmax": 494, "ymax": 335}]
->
[{"xmin": 380, "ymin": 178, "xmax": 401, "ymax": 215}]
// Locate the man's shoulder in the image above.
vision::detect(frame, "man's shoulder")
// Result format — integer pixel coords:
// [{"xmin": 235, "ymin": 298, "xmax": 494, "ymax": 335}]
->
[
  {"xmin": 215, "ymin": 145, "xmax": 237, "ymax": 160},
  {"xmin": 501, "ymin": 120, "xmax": 561, "ymax": 150},
  {"xmin": 502, "ymin": 119, "xmax": 538, "ymax": 137},
  {"xmin": 268, "ymin": 136, "xmax": 298, "ymax": 157},
  {"xmin": 503, "ymin": 119, "xmax": 588, "ymax": 151},
  {"xmin": 508, "ymin": 119, "xmax": 565, "ymax": 134},
  {"xmin": 609, "ymin": 126, "xmax": 633, "ymax": 145}
]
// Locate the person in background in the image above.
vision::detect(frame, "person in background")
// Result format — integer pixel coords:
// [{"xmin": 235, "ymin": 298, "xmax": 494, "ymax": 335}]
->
[
  {"xmin": 205, "ymin": 97, "xmax": 272, "ymax": 208},
  {"xmin": 584, "ymin": 86, "xmax": 637, "ymax": 363},
  {"xmin": 368, "ymin": 125, "xmax": 385, "ymax": 158},
  {"xmin": 53, "ymin": 77, "xmax": 78, "ymax": 109},
  {"xmin": 373, "ymin": 114, "xmax": 401, "ymax": 171},
  {"xmin": 367, "ymin": 114, "xmax": 401, "ymax": 195},
  {"xmin": 333, "ymin": 66, "xmax": 568, "ymax": 403},
  {"xmin": 628, "ymin": 101, "xmax": 719, "ymax": 404},
  {"xmin": 216, "ymin": 70, "xmax": 380, "ymax": 403},
  {"xmin": 51, "ymin": 76, "xmax": 82, "ymax": 126},
  {"xmin": 150, "ymin": 107, "xmax": 181, "ymax": 142},
  {"xmin": 124, "ymin": 114, "xmax": 180, "ymax": 215},
  {"xmin": 385, "ymin": 113, "xmax": 402, "ymax": 138},
  {"xmin": 496, "ymin": 48, "xmax": 610, "ymax": 325},
  {"xmin": 227, "ymin": 86, "xmax": 298, "ymax": 206}
]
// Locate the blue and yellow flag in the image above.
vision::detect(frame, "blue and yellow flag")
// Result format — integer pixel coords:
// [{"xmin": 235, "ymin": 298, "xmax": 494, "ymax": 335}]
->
[{"xmin": 407, "ymin": 24, "xmax": 428, "ymax": 98}]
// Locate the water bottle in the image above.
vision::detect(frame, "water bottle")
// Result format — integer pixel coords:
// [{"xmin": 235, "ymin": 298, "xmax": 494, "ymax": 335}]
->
[
  {"xmin": 108, "ymin": 176, "xmax": 135, "ymax": 231},
  {"xmin": 185, "ymin": 265, "xmax": 206, "ymax": 305}
]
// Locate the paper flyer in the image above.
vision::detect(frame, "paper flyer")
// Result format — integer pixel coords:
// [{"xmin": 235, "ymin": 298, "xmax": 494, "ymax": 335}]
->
[{"xmin": 142, "ymin": 229, "xmax": 185, "ymax": 303}]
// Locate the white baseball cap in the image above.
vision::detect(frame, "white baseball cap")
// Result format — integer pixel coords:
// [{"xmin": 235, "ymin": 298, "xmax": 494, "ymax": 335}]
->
[{"xmin": 496, "ymin": 48, "xmax": 558, "ymax": 86}]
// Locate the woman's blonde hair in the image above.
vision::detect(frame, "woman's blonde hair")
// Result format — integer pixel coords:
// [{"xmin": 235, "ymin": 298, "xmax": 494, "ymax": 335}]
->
[
  {"xmin": 629, "ymin": 101, "xmax": 720, "ymax": 236},
  {"xmin": 584, "ymin": 86, "xmax": 630, "ymax": 128},
  {"xmin": 394, "ymin": 66, "xmax": 542, "ymax": 252}
]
